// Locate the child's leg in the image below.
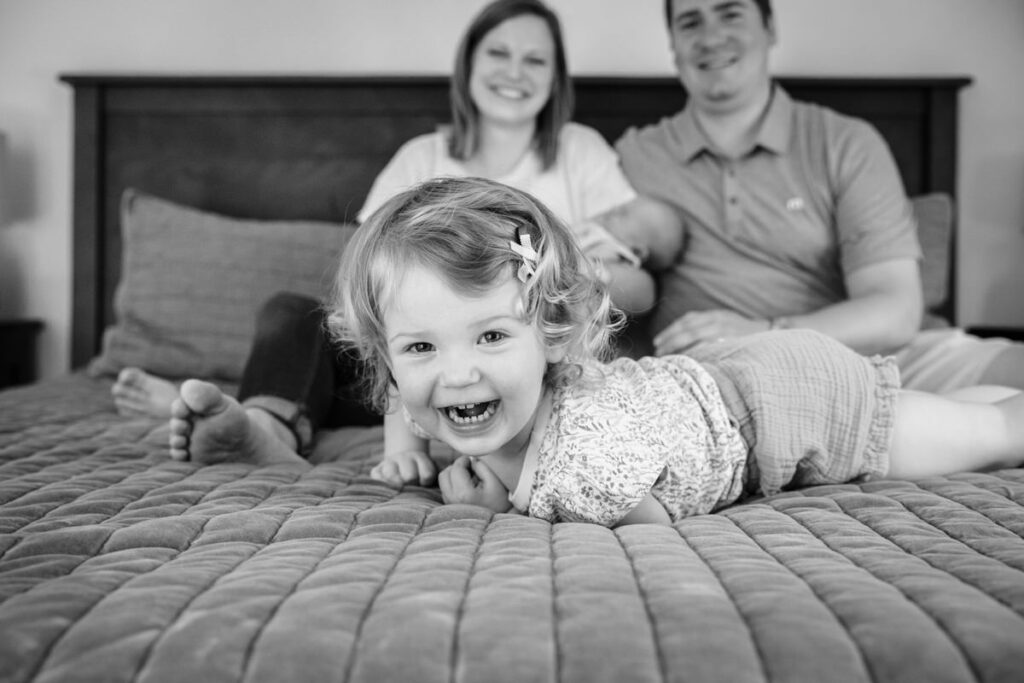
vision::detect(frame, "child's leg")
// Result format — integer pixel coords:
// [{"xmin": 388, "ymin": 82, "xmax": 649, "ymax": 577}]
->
[{"xmin": 888, "ymin": 389, "xmax": 1024, "ymax": 478}]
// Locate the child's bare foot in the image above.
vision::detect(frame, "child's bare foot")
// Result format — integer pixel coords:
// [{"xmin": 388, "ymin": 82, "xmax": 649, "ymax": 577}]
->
[
  {"xmin": 112, "ymin": 367, "xmax": 179, "ymax": 418},
  {"xmin": 168, "ymin": 379, "xmax": 308, "ymax": 467}
]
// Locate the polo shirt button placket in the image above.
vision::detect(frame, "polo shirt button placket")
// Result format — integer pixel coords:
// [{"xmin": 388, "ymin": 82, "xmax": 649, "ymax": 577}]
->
[{"xmin": 724, "ymin": 164, "xmax": 741, "ymax": 225}]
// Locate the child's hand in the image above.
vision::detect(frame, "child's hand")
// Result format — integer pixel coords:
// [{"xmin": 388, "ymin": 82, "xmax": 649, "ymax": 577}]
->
[
  {"xmin": 371, "ymin": 450, "xmax": 438, "ymax": 487},
  {"xmin": 438, "ymin": 455, "xmax": 512, "ymax": 513}
]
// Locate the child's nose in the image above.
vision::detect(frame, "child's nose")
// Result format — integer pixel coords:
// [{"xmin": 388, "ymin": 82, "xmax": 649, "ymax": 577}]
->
[{"xmin": 439, "ymin": 352, "xmax": 481, "ymax": 387}]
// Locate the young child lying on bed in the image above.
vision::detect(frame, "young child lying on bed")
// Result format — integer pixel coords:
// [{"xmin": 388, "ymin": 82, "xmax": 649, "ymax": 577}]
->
[{"xmin": 171, "ymin": 177, "xmax": 1024, "ymax": 527}]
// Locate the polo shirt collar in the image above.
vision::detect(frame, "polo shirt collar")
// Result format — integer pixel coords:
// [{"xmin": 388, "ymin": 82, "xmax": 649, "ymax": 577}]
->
[
  {"xmin": 674, "ymin": 83, "xmax": 792, "ymax": 161},
  {"xmin": 757, "ymin": 85, "xmax": 791, "ymax": 154}
]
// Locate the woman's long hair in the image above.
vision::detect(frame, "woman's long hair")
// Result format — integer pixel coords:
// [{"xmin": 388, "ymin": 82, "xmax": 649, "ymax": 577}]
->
[{"xmin": 448, "ymin": 0, "xmax": 574, "ymax": 171}]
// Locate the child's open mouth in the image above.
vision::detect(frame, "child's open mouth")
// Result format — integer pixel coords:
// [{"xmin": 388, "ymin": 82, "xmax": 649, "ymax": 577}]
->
[{"xmin": 444, "ymin": 401, "xmax": 499, "ymax": 425}]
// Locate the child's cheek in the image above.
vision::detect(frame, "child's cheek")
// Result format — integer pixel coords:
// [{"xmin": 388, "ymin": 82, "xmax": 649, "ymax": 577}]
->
[{"xmin": 392, "ymin": 363, "xmax": 426, "ymax": 402}]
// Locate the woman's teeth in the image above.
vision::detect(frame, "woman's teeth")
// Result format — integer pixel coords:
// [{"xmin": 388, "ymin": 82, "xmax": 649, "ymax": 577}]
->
[
  {"xmin": 494, "ymin": 86, "xmax": 528, "ymax": 99},
  {"xmin": 445, "ymin": 401, "xmax": 498, "ymax": 424}
]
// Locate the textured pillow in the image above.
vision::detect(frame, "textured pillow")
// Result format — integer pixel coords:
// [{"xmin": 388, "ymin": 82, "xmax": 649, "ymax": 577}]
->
[
  {"xmin": 88, "ymin": 189, "xmax": 357, "ymax": 381},
  {"xmin": 912, "ymin": 192, "xmax": 954, "ymax": 311}
]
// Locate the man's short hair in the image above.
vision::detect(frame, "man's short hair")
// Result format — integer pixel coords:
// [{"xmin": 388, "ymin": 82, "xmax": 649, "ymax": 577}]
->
[{"xmin": 664, "ymin": 0, "xmax": 773, "ymax": 28}]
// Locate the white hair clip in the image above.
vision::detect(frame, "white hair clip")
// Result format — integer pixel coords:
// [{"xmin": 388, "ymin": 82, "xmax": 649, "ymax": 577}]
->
[{"xmin": 510, "ymin": 230, "xmax": 539, "ymax": 283}]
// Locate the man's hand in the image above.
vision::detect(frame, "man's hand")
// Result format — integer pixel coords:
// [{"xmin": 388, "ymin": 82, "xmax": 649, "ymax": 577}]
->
[
  {"xmin": 438, "ymin": 455, "xmax": 512, "ymax": 513},
  {"xmin": 371, "ymin": 450, "xmax": 438, "ymax": 487},
  {"xmin": 653, "ymin": 309, "xmax": 768, "ymax": 355}
]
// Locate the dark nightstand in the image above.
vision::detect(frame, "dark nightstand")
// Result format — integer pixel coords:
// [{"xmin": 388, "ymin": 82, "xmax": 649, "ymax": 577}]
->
[
  {"xmin": 0, "ymin": 320, "xmax": 43, "ymax": 388},
  {"xmin": 967, "ymin": 326, "xmax": 1024, "ymax": 342}
]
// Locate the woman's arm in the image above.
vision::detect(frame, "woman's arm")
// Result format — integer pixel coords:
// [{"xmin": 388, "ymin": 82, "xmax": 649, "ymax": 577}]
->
[
  {"xmin": 602, "ymin": 262, "xmax": 657, "ymax": 315},
  {"xmin": 576, "ymin": 197, "xmax": 681, "ymax": 315}
]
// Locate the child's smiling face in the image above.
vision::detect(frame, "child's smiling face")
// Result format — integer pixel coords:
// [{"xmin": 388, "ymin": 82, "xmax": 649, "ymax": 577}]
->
[{"xmin": 384, "ymin": 264, "xmax": 560, "ymax": 460}]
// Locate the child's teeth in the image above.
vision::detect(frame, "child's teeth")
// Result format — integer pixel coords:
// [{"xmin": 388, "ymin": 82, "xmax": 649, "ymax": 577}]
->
[{"xmin": 446, "ymin": 401, "xmax": 497, "ymax": 424}]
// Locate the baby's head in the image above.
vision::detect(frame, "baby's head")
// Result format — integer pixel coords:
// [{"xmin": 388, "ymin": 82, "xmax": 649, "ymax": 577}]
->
[{"xmin": 328, "ymin": 176, "xmax": 619, "ymax": 413}]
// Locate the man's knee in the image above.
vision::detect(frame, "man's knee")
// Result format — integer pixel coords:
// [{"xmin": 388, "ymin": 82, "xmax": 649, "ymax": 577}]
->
[
  {"xmin": 978, "ymin": 344, "xmax": 1024, "ymax": 390},
  {"xmin": 897, "ymin": 329, "xmax": 1023, "ymax": 392}
]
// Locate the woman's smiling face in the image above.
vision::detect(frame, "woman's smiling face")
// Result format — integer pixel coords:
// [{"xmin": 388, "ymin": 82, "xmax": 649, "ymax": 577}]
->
[
  {"xmin": 384, "ymin": 264, "xmax": 559, "ymax": 459},
  {"xmin": 469, "ymin": 13, "xmax": 556, "ymax": 129}
]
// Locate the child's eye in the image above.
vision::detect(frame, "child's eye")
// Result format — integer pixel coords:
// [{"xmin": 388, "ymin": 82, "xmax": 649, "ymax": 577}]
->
[
  {"xmin": 486, "ymin": 47, "xmax": 509, "ymax": 59},
  {"xmin": 480, "ymin": 330, "xmax": 507, "ymax": 345},
  {"xmin": 525, "ymin": 55, "xmax": 548, "ymax": 67},
  {"xmin": 406, "ymin": 342, "xmax": 434, "ymax": 354}
]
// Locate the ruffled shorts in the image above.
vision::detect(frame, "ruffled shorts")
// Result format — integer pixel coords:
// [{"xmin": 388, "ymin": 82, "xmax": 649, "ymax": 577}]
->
[{"xmin": 689, "ymin": 329, "xmax": 901, "ymax": 496}]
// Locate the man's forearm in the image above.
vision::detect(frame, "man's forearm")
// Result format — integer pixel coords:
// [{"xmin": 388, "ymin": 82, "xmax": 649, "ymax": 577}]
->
[{"xmin": 781, "ymin": 293, "xmax": 922, "ymax": 356}]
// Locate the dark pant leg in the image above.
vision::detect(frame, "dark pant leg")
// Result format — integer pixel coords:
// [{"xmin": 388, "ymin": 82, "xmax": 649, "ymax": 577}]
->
[
  {"xmin": 237, "ymin": 292, "xmax": 380, "ymax": 432},
  {"xmin": 325, "ymin": 344, "xmax": 382, "ymax": 428}
]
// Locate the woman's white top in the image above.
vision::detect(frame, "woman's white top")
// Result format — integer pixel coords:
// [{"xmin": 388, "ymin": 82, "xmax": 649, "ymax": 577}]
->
[{"xmin": 357, "ymin": 122, "xmax": 637, "ymax": 225}]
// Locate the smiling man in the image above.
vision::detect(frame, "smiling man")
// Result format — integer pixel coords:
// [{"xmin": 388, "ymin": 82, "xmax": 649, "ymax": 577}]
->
[{"xmin": 617, "ymin": 0, "xmax": 1024, "ymax": 393}]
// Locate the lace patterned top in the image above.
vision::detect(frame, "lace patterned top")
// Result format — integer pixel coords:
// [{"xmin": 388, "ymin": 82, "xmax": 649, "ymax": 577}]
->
[{"xmin": 512, "ymin": 356, "xmax": 748, "ymax": 526}]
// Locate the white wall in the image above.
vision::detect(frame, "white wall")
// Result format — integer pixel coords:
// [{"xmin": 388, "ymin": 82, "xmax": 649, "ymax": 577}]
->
[{"xmin": 1, "ymin": 0, "xmax": 1022, "ymax": 379}]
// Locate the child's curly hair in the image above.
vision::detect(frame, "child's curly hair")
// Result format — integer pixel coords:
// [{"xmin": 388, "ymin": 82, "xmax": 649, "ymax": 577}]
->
[{"xmin": 326, "ymin": 176, "xmax": 622, "ymax": 414}]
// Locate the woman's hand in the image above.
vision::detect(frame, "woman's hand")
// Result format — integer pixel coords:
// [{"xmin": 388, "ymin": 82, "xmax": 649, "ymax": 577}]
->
[
  {"xmin": 371, "ymin": 450, "xmax": 438, "ymax": 487},
  {"xmin": 438, "ymin": 455, "xmax": 512, "ymax": 513}
]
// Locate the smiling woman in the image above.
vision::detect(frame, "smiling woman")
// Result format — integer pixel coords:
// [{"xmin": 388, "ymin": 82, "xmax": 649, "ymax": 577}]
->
[
  {"xmin": 445, "ymin": 0, "xmax": 571, "ymax": 174},
  {"xmin": 462, "ymin": 20, "xmax": 557, "ymax": 172},
  {"xmin": 463, "ymin": 13, "xmax": 556, "ymax": 173},
  {"xmin": 360, "ymin": 0, "xmax": 590, "ymax": 223}
]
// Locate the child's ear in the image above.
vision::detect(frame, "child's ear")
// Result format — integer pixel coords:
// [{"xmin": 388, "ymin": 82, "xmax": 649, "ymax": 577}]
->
[{"xmin": 545, "ymin": 344, "xmax": 568, "ymax": 365}]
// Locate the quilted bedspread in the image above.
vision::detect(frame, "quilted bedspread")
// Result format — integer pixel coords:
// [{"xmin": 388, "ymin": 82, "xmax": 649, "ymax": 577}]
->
[{"xmin": 1, "ymin": 375, "xmax": 1023, "ymax": 683}]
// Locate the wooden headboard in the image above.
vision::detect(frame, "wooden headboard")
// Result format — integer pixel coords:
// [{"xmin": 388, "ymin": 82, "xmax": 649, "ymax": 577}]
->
[{"xmin": 61, "ymin": 74, "xmax": 971, "ymax": 369}]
